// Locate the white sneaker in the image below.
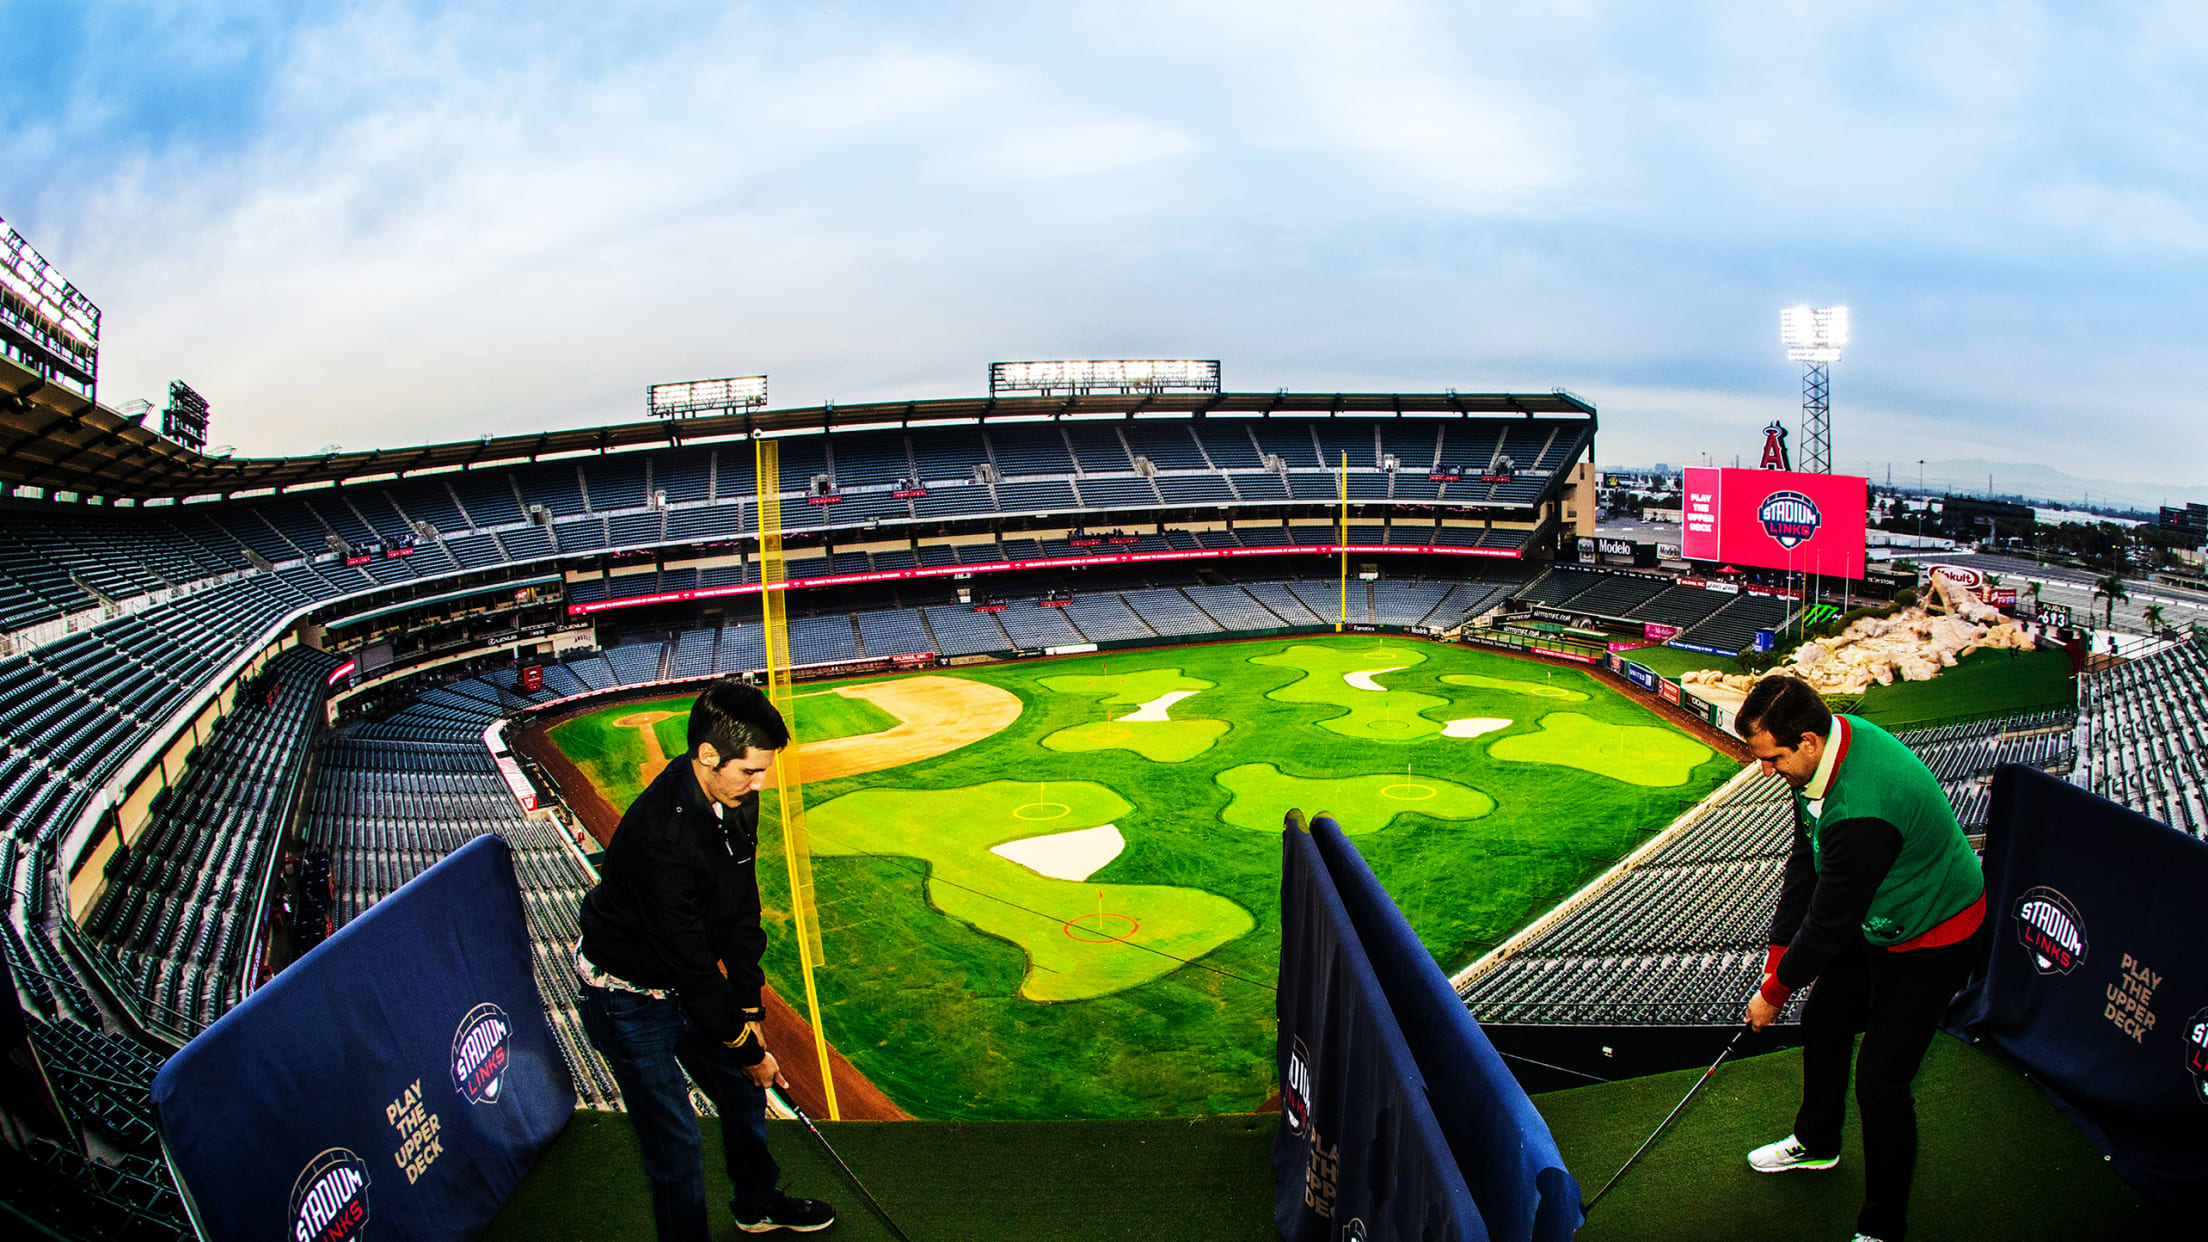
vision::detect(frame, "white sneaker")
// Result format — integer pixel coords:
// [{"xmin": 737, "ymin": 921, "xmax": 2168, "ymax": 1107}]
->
[
  {"xmin": 1851, "ymin": 1234, "xmax": 1887, "ymax": 1241},
  {"xmin": 1746, "ymin": 1134, "xmax": 1839, "ymax": 1173}
]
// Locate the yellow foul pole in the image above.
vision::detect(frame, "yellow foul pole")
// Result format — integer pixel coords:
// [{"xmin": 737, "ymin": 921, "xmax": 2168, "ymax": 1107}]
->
[{"xmin": 754, "ymin": 438, "xmax": 839, "ymax": 1119}]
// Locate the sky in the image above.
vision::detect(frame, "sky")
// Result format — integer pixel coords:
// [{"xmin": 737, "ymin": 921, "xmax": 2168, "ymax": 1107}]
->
[{"xmin": 5, "ymin": 1, "xmax": 2205, "ymax": 501}]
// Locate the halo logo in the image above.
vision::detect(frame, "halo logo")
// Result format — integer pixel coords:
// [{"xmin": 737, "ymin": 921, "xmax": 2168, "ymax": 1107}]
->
[
  {"xmin": 452, "ymin": 1003, "xmax": 513, "ymax": 1105},
  {"xmin": 289, "ymin": 1148, "xmax": 370, "ymax": 1242},
  {"xmin": 1283, "ymin": 1036, "xmax": 1313, "ymax": 1134},
  {"xmin": 2014, "ymin": 886, "xmax": 2087, "ymax": 975},
  {"xmin": 2186, "ymin": 1008, "xmax": 2208, "ymax": 1104},
  {"xmin": 1758, "ymin": 490, "xmax": 1822, "ymax": 549}
]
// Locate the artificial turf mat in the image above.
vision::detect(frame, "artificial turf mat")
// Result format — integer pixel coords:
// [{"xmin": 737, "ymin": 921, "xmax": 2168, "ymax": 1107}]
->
[
  {"xmin": 480, "ymin": 1110, "xmax": 1277, "ymax": 1241},
  {"xmin": 482, "ymin": 1035, "xmax": 2172, "ymax": 1240},
  {"xmin": 1539, "ymin": 1035, "xmax": 2175, "ymax": 1240}
]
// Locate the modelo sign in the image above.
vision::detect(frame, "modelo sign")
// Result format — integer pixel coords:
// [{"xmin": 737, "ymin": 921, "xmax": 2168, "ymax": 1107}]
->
[{"xmin": 1681, "ymin": 467, "xmax": 1867, "ymax": 580}]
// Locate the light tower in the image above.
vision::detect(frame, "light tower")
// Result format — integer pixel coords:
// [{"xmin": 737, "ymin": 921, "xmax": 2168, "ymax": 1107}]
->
[{"xmin": 1779, "ymin": 305, "xmax": 1849, "ymax": 474}]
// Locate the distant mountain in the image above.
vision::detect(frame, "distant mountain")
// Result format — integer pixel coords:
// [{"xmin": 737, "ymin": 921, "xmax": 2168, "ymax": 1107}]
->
[{"xmin": 1614, "ymin": 458, "xmax": 2203, "ymax": 515}]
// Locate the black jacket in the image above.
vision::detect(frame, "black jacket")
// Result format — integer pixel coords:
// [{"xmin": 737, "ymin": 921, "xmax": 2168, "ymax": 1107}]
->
[{"xmin": 576, "ymin": 756, "xmax": 766, "ymax": 1047}]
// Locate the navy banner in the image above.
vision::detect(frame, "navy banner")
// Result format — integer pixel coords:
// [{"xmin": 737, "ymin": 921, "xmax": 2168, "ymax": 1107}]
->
[
  {"xmin": 1951, "ymin": 765, "xmax": 2208, "ymax": 1216},
  {"xmin": 153, "ymin": 835, "xmax": 575, "ymax": 1241},
  {"xmin": 1278, "ymin": 821, "xmax": 1488, "ymax": 1241},
  {"xmin": 1311, "ymin": 818, "xmax": 1582, "ymax": 1241}
]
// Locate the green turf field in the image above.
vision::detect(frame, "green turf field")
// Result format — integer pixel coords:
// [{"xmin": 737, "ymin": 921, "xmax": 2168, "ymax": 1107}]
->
[
  {"xmin": 1850, "ymin": 646, "xmax": 2076, "ymax": 729},
  {"xmin": 549, "ymin": 635, "xmax": 1736, "ymax": 1120},
  {"xmin": 1615, "ymin": 644, "xmax": 1749, "ymax": 678}
]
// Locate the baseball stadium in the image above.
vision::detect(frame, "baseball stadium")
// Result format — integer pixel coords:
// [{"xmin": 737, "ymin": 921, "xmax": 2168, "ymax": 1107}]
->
[{"xmin": 3, "ymin": 283, "xmax": 2202, "ymax": 1239}]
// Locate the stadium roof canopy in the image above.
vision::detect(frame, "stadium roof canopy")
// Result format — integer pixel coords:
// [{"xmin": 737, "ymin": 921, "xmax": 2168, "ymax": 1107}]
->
[{"xmin": 0, "ymin": 354, "xmax": 1594, "ymax": 504}]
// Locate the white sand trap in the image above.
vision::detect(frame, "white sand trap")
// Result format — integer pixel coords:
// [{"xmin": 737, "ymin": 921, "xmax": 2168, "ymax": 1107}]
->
[
  {"xmin": 1443, "ymin": 717, "xmax": 1512, "ymax": 739},
  {"xmin": 1344, "ymin": 666, "xmax": 1408, "ymax": 692},
  {"xmin": 1120, "ymin": 690, "xmax": 1197, "ymax": 722},
  {"xmin": 991, "ymin": 824, "xmax": 1126, "ymax": 882}
]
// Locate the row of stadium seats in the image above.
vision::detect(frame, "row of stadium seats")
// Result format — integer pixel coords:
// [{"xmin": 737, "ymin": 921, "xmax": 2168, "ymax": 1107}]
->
[
  {"xmin": 1516, "ymin": 565, "xmax": 1798, "ymax": 654},
  {"xmin": 1460, "ymin": 705, "xmax": 2084, "ymax": 1027},
  {"xmin": 81, "ymin": 647, "xmax": 343, "ymax": 1032},
  {"xmin": 0, "ymin": 415, "xmax": 1588, "ymax": 635},
  {"xmin": 2070, "ymin": 638, "xmax": 2208, "ymax": 839}
]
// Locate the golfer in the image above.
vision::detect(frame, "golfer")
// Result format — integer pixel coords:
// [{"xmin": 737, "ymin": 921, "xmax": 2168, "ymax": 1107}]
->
[
  {"xmin": 575, "ymin": 679, "xmax": 836, "ymax": 1237},
  {"xmin": 1736, "ymin": 676, "xmax": 1985, "ymax": 1242}
]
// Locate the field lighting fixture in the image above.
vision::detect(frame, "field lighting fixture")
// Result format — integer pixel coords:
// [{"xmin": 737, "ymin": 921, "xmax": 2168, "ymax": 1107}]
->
[
  {"xmin": 0, "ymin": 214, "xmax": 102, "ymax": 400},
  {"xmin": 647, "ymin": 375, "xmax": 769, "ymax": 420},
  {"xmin": 989, "ymin": 359, "xmax": 1221, "ymax": 397},
  {"xmin": 1779, "ymin": 305, "xmax": 1848, "ymax": 474}
]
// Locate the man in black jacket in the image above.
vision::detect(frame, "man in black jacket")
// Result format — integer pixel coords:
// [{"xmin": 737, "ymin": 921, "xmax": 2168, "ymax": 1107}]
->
[{"xmin": 576, "ymin": 679, "xmax": 835, "ymax": 1238}]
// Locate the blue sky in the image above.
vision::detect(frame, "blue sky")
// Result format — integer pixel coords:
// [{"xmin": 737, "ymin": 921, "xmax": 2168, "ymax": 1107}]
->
[{"xmin": 6, "ymin": 1, "xmax": 2204, "ymax": 498}]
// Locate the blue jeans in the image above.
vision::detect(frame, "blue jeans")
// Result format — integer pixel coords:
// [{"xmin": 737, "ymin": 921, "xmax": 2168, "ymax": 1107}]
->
[{"xmin": 579, "ymin": 983, "xmax": 779, "ymax": 1242}]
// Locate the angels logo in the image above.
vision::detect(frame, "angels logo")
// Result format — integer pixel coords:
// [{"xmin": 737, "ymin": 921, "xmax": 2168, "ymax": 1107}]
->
[
  {"xmin": 1758, "ymin": 421, "xmax": 1791, "ymax": 471},
  {"xmin": 452, "ymin": 1003, "xmax": 513, "ymax": 1105},
  {"xmin": 2014, "ymin": 886, "xmax": 2087, "ymax": 975},
  {"xmin": 1757, "ymin": 491, "xmax": 1822, "ymax": 549},
  {"xmin": 2186, "ymin": 1008, "xmax": 2208, "ymax": 1104},
  {"xmin": 289, "ymin": 1147, "xmax": 370, "ymax": 1242},
  {"xmin": 1283, "ymin": 1036, "xmax": 1313, "ymax": 1134}
]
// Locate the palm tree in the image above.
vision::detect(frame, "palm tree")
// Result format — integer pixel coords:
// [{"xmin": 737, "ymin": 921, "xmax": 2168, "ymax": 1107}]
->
[
  {"xmin": 2143, "ymin": 603, "xmax": 2166, "ymax": 635},
  {"xmin": 2092, "ymin": 573, "xmax": 2129, "ymax": 630}
]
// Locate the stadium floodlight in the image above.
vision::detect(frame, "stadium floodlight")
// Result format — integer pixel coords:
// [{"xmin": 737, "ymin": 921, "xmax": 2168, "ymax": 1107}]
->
[
  {"xmin": 163, "ymin": 381, "xmax": 212, "ymax": 454},
  {"xmin": 647, "ymin": 375, "xmax": 769, "ymax": 419},
  {"xmin": 0, "ymin": 214, "xmax": 102, "ymax": 399},
  {"xmin": 989, "ymin": 359, "xmax": 1221, "ymax": 397},
  {"xmin": 1779, "ymin": 305, "xmax": 1848, "ymax": 473}
]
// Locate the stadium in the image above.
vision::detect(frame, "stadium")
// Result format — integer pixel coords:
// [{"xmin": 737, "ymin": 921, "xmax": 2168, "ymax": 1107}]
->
[
  {"xmin": 5, "ymin": 11, "xmax": 2208, "ymax": 1232},
  {"xmin": 3, "ymin": 311, "xmax": 2201, "ymax": 1237}
]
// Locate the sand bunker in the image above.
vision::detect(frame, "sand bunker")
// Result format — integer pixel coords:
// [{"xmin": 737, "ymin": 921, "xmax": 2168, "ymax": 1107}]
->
[
  {"xmin": 1442, "ymin": 717, "xmax": 1512, "ymax": 739},
  {"xmin": 1120, "ymin": 690, "xmax": 1198, "ymax": 722},
  {"xmin": 797, "ymin": 675, "xmax": 1023, "ymax": 781},
  {"xmin": 990, "ymin": 824, "xmax": 1127, "ymax": 882},
  {"xmin": 1344, "ymin": 666, "xmax": 1408, "ymax": 692}
]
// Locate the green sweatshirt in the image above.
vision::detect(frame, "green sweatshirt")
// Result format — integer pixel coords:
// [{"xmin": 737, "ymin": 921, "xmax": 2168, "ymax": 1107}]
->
[{"xmin": 1798, "ymin": 716, "xmax": 1983, "ymax": 945}]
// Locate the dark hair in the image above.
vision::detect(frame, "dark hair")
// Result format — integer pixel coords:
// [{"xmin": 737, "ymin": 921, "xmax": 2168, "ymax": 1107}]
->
[
  {"xmin": 1735, "ymin": 675, "xmax": 1831, "ymax": 747},
  {"xmin": 688, "ymin": 679, "xmax": 790, "ymax": 765}
]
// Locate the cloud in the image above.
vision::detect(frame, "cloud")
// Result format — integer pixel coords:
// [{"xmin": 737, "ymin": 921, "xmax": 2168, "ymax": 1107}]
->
[{"xmin": 3, "ymin": 2, "xmax": 2202, "ymax": 493}]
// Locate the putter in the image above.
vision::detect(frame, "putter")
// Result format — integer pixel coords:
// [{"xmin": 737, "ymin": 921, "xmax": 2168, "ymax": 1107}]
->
[
  {"xmin": 1580, "ymin": 1024, "xmax": 1751, "ymax": 1216},
  {"xmin": 776, "ymin": 1089, "xmax": 914, "ymax": 1241}
]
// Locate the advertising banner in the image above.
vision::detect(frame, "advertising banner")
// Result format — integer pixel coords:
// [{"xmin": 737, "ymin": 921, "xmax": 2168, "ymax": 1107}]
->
[
  {"xmin": 1276, "ymin": 827, "xmax": 1487, "ymax": 1241},
  {"xmin": 1623, "ymin": 662, "xmax": 1659, "ymax": 693},
  {"xmin": 1642, "ymin": 622, "xmax": 1681, "ymax": 642},
  {"xmin": 153, "ymin": 836, "xmax": 574, "ymax": 1242},
  {"xmin": 1307, "ymin": 818, "xmax": 1581, "ymax": 1242},
  {"xmin": 1682, "ymin": 467, "xmax": 1868, "ymax": 579},
  {"xmin": 1952, "ymin": 767, "xmax": 2208, "ymax": 1216}
]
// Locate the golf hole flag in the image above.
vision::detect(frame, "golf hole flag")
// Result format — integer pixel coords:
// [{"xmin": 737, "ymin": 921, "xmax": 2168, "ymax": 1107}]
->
[
  {"xmin": 152, "ymin": 835, "xmax": 574, "ymax": 1241},
  {"xmin": 1277, "ymin": 812, "xmax": 1581, "ymax": 1242}
]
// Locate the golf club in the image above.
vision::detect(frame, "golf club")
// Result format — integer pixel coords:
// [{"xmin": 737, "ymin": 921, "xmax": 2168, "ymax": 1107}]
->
[
  {"xmin": 775, "ymin": 1088, "xmax": 914, "ymax": 1241},
  {"xmin": 1580, "ymin": 1023, "xmax": 1751, "ymax": 1216}
]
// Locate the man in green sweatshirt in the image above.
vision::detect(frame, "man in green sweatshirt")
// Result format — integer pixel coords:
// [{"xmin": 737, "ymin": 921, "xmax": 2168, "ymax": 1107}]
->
[{"xmin": 1735, "ymin": 675, "xmax": 1986, "ymax": 1242}]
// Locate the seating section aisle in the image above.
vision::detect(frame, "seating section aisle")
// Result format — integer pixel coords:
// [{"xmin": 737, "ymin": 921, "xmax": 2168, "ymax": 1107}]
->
[{"xmin": 83, "ymin": 647, "xmax": 343, "ymax": 1033}]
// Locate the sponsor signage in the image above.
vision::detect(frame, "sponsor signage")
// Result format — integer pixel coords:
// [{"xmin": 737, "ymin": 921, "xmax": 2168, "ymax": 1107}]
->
[
  {"xmin": 2037, "ymin": 603, "xmax": 2073, "ymax": 628},
  {"xmin": 1659, "ymin": 680, "xmax": 1682, "ymax": 705},
  {"xmin": 1986, "ymin": 587, "xmax": 2018, "ymax": 609},
  {"xmin": 1039, "ymin": 597, "xmax": 1071, "ymax": 609},
  {"xmin": 344, "ymin": 551, "xmax": 376, "ymax": 567},
  {"xmin": 1623, "ymin": 662, "xmax": 1658, "ymax": 692},
  {"xmin": 2015, "ymin": 886, "xmax": 2087, "ymax": 975},
  {"xmin": 1597, "ymin": 538, "xmax": 1635, "ymax": 557},
  {"xmin": 1745, "ymin": 585, "xmax": 1803, "ymax": 600},
  {"xmin": 805, "ymin": 494, "xmax": 843, "ymax": 505},
  {"xmin": 890, "ymin": 651, "xmax": 938, "ymax": 668},
  {"xmin": 1068, "ymin": 538, "xmax": 1103, "ymax": 548},
  {"xmin": 1642, "ymin": 622, "xmax": 1681, "ymax": 642},
  {"xmin": 1427, "ymin": 471, "xmax": 1460, "ymax": 482},
  {"xmin": 973, "ymin": 602, "xmax": 1008, "ymax": 613},
  {"xmin": 561, "ymin": 541, "xmax": 1525, "ymax": 616},
  {"xmin": 1754, "ymin": 629, "xmax": 1777, "ymax": 652},
  {"xmin": 891, "ymin": 487, "xmax": 927, "ymax": 499},
  {"xmin": 1927, "ymin": 563, "xmax": 1984, "ymax": 590},
  {"xmin": 1682, "ymin": 467, "xmax": 1867, "ymax": 579},
  {"xmin": 518, "ymin": 665, "xmax": 543, "ymax": 693},
  {"xmin": 1108, "ymin": 535, "xmax": 1141, "ymax": 546}
]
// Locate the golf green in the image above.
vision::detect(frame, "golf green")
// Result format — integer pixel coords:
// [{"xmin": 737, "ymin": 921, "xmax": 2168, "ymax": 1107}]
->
[{"xmin": 550, "ymin": 634, "xmax": 1738, "ymax": 1120}]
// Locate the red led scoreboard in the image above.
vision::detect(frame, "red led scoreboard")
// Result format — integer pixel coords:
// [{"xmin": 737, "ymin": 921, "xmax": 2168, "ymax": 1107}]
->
[{"xmin": 1682, "ymin": 467, "xmax": 1868, "ymax": 579}]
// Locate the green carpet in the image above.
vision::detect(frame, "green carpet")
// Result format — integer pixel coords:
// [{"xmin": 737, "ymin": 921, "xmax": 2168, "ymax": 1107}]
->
[
  {"xmin": 481, "ymin": 1112, "xmax": 1278, "ymax": 1242},
  {"xmin": 484, "ymin": 1036, "xmax": 2173, "ymax": 1241},
  {"xmin": 1540, "ymin": 1036, "xmax": 2173, "ymax": 1241}
]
